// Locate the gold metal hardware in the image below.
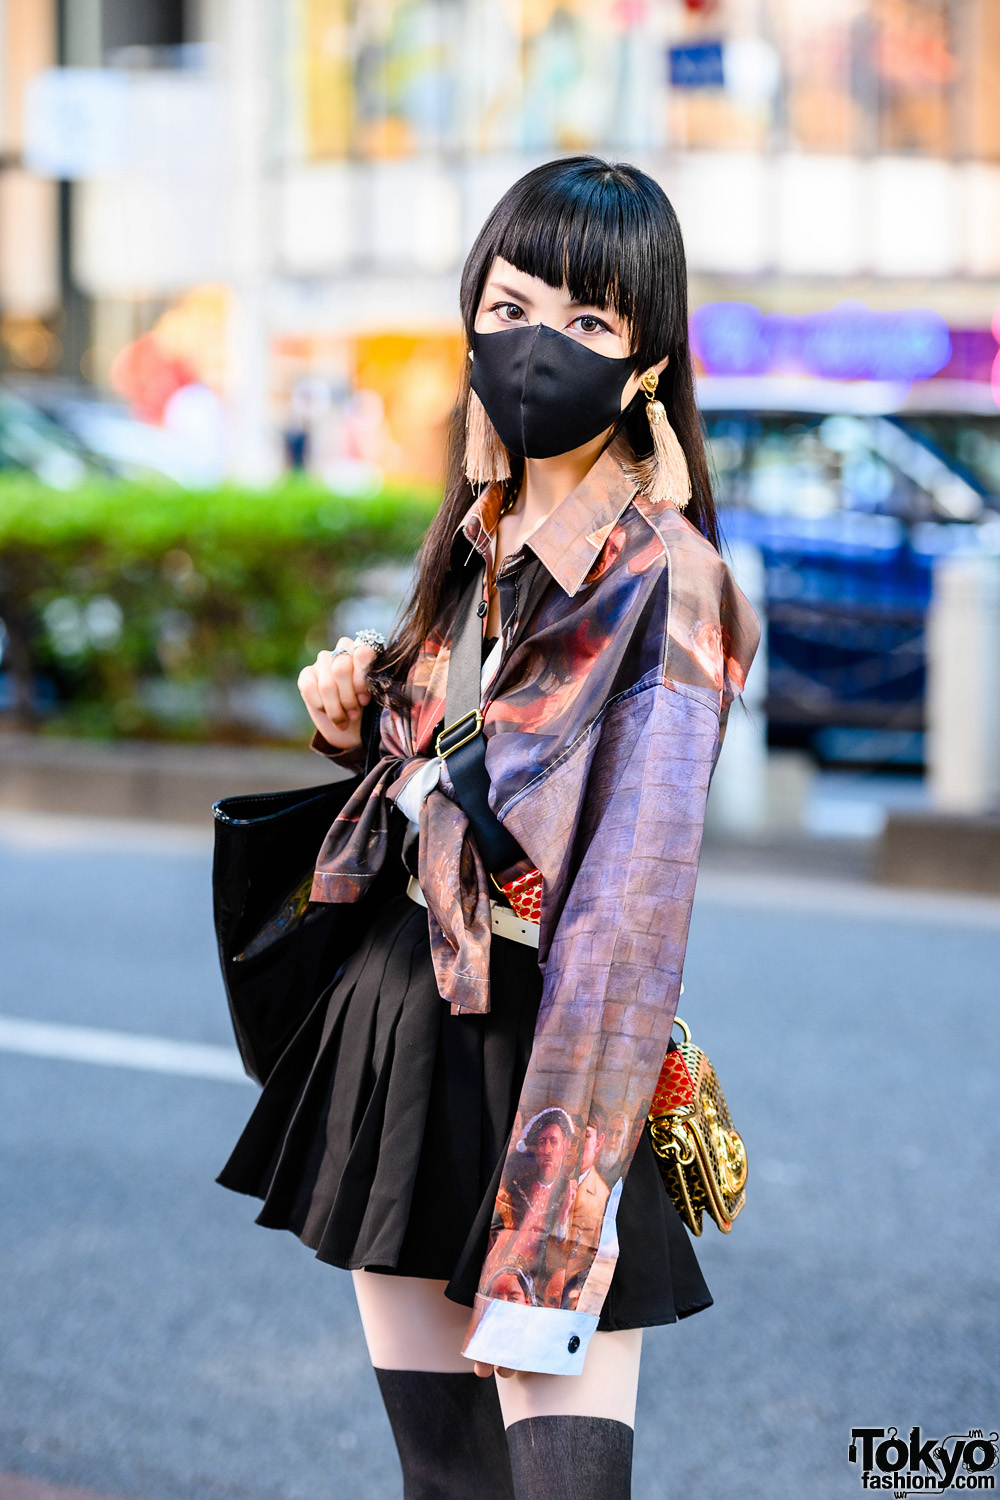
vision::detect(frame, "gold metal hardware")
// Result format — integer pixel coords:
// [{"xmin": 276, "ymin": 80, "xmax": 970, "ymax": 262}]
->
[
  {"xmin": 435, "ymin": 709, "xmax": 483, "ymax": 759},
  {"xmin": 648, "ymin": 1017, "xmax": 747, "ymax": 1236}
]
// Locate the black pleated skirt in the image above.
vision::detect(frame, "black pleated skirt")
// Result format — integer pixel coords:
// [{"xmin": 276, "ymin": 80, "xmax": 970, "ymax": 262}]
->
[{"xmin": 217, "ymin": 888, "xmax": 712, "ymax": 1331}]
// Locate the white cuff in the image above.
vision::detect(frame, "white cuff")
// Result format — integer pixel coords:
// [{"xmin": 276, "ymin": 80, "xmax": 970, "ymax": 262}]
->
[
  {"xmin": 462, "ymin": 1297, "xmax": 598, "ymax": 1377},
  {"xmin": 394, "ymin": 756, "xmax": 442, "ymax": 831}
]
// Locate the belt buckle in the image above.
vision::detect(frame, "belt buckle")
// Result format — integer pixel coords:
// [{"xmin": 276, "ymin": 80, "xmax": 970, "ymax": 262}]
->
[{"xmin": 435, "ymin": 709, "xmax": 483, "ymax": 759}]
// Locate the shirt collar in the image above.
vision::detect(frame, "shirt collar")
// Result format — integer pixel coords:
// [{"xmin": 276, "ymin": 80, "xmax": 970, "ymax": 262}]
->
[{"xmin": 453, "ymin": 447, "xmax": 639, "ymax": 598}]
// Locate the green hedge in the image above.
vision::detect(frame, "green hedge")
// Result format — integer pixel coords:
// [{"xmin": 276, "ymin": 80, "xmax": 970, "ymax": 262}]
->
[{"xmin": 0, "ymin": 474, "xmax": 439, "ymax": 741}]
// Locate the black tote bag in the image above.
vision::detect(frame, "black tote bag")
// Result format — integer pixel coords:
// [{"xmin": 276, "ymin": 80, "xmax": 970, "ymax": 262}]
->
[
  {"xmin": 211, "ymin": 558, "xmax": 547, "ymax": 1087},
  {"xmin": 212, "ymin": 774, "xmax": 405, "ymax": 1086}
]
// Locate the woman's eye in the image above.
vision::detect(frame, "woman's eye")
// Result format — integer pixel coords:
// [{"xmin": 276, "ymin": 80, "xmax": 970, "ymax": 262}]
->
[
  {"xmin": 573, "ymin": 315, "xmax": 609, "ymax": 335},
  {"xmin": 493, "ymin": 302, "xmax": 525, "ymax": 321}
]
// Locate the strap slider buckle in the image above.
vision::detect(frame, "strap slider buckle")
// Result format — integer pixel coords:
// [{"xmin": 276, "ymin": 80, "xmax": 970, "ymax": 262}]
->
[{"xmin": 435, "ymin": 709, "xmax": 483, "ymax": 759}]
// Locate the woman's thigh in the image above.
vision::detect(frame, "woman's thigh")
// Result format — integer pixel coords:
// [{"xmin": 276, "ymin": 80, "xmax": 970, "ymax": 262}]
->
[
  {"xmin": 494, "ymin": 1328, "xmax": 642, "ymax": 1429},
  {"xmin": 352, "ymin": 1270, "xmax": 472, "ymax": 1372},
  {"xmin": 353, "ymin": 1270, "xmax": 642, "ymax": 1427}
]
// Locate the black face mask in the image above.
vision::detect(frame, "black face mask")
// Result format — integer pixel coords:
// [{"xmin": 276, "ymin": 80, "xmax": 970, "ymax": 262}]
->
[{"xmin": 470, "ymin": 323, "xmax": 637, "ymax": 460}]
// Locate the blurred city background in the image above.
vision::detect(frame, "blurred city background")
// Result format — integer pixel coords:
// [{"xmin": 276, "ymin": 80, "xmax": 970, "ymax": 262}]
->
[
  {"xmin": 0, "ymin": 0, "xmax": 998, "ymax": 861},
  {"xmin": 1, "ymin": 4, "xmax": 998, "ymax": 1500},
  {"xmin": 0, "ymin": 0, "xmax": 995, "ymax": 846}
]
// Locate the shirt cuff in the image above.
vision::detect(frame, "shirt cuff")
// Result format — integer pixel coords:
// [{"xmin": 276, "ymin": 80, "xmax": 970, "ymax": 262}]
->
[
  {"xmin": 309, "ymin": 726, "xmax": 365, "ymax": 774},
  {"xmin": 462, "ymin": 1296, "xmax": 598, "ymax": 1377},
  {"xmin": 394, "ymin": 755, "xmax": 442, "ymax": 829}
]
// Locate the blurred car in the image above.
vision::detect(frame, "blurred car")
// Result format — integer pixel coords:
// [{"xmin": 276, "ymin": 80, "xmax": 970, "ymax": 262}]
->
[
  {"xmin": 49, "ymin": 389, "xmax": 226, "ymax": 487},
  {"xmin": 2, "ymin": 380, "xmax": 224, "ymax": 487},
  {"xmin": 0, "ymin": 384, "xmax": 102, "ymax": 487},
  {"xmin": 700, "ymin": 378, "xmax": 1000, "ymax": 768}
]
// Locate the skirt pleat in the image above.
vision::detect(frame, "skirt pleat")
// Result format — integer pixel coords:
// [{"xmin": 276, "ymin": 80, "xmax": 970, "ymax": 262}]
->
[{"xmin": 217, "ymin": 888, "xmax": 713, "ymax": 1330}]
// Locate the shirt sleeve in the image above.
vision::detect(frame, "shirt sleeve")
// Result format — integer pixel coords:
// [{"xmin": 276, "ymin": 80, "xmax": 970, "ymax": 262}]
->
[
  {"xmin": 309, "ymin": 695, "xmax": 383, "ymax": 776},
  {"xmin": 309, "ymin": 727, "xmax": 366, "ymax": 775},
  {"xmin": 461, "ymin": 675, "xmax": 722, "ymax": 1375}
]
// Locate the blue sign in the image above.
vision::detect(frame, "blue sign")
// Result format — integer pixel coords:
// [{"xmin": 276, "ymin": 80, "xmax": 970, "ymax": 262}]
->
[
  {"xmin": 667, "ymin": 42, "xmax": 725, "ymax": 90},
  {"xmin": 690, "ymin": 301, "xmax": 953, "ymax": 383}
]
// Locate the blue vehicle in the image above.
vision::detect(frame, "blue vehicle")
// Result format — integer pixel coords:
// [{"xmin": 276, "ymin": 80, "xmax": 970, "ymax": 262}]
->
[{"xmin": 701, "ymin": 383, "xmax": 1000, "ymax": 767}]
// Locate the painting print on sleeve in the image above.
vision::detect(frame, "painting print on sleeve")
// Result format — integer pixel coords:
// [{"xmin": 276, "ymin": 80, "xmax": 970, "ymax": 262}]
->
[{"xmin": 481, "ymin": 1088, "xmax": 651, "ymax": 1321}]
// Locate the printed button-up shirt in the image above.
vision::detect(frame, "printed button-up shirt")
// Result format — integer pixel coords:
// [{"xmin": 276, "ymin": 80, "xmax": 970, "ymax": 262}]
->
[{"xmin": 310, "ymin": 445, "xmax": 760, "ymax": 1376}]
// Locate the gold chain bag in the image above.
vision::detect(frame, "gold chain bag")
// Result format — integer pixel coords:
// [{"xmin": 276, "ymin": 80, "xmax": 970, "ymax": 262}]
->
[{"xmin": 648, "ymin": 1018, "xmax": 747, "ymax": 1236}]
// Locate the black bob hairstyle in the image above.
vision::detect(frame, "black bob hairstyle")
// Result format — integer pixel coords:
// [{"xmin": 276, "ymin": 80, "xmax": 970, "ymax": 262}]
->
[{"xmin": 372, "ymin": 155, "xmax": 719, "ymax": 704}]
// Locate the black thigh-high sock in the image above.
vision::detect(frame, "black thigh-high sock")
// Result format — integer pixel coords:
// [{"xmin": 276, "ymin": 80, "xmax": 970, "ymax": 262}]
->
[
  {"xmin": 374, "ymin": 1368, "xmax": 516, "ymax": 1500},
  {"xmin": 504, "ymin": 1415, "xmax": 634, "ymax": 1500}
]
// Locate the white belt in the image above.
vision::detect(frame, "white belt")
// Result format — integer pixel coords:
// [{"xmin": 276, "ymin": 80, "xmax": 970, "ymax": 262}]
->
[{"xmin": 406, "ymin": 874, "xmax": 540, "ymax": 949}]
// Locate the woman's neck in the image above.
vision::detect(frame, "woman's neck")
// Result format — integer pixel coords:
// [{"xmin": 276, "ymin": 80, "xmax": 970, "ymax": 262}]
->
[
  {"xmin": 489, "ymin": 428, "xmax": 618, "ymax": 595},
  {"xmin": 516, "ymin": 429, "xmax": 609, "ymax": 533}
]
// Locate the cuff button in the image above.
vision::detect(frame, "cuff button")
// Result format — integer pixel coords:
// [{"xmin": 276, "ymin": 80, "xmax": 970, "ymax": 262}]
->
[{"xmin": 567, "ymin": 1335, "xmax": 580, "ymax": 1353}]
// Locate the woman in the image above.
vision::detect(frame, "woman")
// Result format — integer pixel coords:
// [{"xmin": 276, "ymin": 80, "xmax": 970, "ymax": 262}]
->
[{"xmin": 218, "ymin": 156, "xmax": 759, "ymax": 1499}]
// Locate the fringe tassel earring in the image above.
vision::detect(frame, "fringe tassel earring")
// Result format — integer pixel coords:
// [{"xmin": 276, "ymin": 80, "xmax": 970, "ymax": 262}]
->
[
  {"xmin": 465, "ymin": 387, "xmax": 511, "ymax": 486},
  {"xmin": 639, "ymin": 369, "xmax": 691, "ymax": 511}
]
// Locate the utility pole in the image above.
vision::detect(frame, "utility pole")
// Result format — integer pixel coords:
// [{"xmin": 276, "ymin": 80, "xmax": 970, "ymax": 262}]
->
[
  {"xmin": 222, "ymin": 0, "xmax": 278, "ymax": 484},
  {"xmin": 706, "ymin": 540, "xmax": 770, "ymax": 836},
  {"xmin": 54, "ymin": 0, "xmax": 100, "ymax": 380},
  {"xmin": 926, "ymin": 555, "xmax": 1000, "ymax": 813}
]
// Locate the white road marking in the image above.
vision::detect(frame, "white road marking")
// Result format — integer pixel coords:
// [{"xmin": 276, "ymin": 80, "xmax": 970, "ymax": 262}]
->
[{"xmin": 0, "ymin": 1015, "xmax": 251, "ymax": 1083}]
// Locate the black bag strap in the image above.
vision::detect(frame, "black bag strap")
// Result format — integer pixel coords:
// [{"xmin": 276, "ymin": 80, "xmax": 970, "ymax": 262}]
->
[
  {"xmin": 441, "ymin": 565, "xmax": 488, "ymax": 747},
  {"xmin": 436, "ymin": 556, "xmax": 550, "ymax": 879}
]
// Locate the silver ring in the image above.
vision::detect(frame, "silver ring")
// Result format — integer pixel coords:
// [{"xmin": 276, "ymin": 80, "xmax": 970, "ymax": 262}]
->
[
  {"xmin": 330, "ymin": 646, "xmax": 353, "ymax": 658},
  {"xmin": 354, "ymin": 629, "xmax": 387, "ymax": 657}
]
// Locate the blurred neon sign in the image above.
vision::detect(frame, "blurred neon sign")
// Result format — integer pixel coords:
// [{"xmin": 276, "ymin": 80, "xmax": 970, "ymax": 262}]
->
[{"xmin": 691, "ymin": 300, "xmax": 953, "ymax": 383}]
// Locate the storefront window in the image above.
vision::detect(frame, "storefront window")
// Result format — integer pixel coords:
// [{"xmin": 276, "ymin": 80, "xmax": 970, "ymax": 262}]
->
[
  {"xmin": 665, "ymin": 1, "xmax": 778, "ymax": 153},
  {"xmin": 779, "ymin": 0, "xmax": 864, "ymax": 154},
  {"xmin": 353, "ymin": 0, "xmax": 462, "ymax": 156},
  {"xmin": 303, "ymin": 0, "xmax": 353, "ymax": 158},
  {"xmin": 873, "ymin": 0, "xmax": 956, "ymax": 155},
  {"xmin": 295, "ymin": 1, "xmax": 989, "ymax": 162},
  {"xmin": 516, "ymin": 0, "xmax": 663, "ymax": 153},
  {"xmin": 299, "ymin": 0, "xmax": 664, "ymax": 157}
]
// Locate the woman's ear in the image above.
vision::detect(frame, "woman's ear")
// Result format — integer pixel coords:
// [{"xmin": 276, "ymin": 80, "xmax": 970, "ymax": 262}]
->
[
  {"xmin": 621, "ymin": 354, "xmax": 670, "ymax": 412},
  {"xmin": 639, "ymin": 355, "xmax": 669, "ymax": 382}
]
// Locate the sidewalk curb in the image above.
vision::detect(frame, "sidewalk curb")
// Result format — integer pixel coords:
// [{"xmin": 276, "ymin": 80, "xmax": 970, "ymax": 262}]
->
[{"xmin": 0, "ymin": 733, "xmax": 346, "ymax": 825}]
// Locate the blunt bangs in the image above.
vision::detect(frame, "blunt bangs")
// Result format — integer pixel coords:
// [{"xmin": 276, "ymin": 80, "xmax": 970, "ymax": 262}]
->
[
  {"xmin": 375, "ymin": 155, "xmax": 719, "ymax": 707},
  {"xmin": 460, "ymin": 156, "xmax": 688, "ymax": 371}
]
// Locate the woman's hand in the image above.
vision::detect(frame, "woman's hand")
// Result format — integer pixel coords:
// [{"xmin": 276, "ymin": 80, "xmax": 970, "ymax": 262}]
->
[
  {"xmin": 297, "ymin": 637, "xmax": 378, "ymax": 751},
  {"xmin": 473, "ymin": 1361, "xmax": 515, "ymax": 1379}
]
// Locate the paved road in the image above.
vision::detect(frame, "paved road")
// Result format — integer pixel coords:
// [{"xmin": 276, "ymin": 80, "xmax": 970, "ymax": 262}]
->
[{"xmin": 1, "ymin": 814, "xmax": 998, "ymax": 1500}]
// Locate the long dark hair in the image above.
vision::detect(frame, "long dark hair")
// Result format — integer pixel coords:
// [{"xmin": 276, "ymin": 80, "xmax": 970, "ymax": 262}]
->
[{"xmin": 371, "ymin": 155, "xmax": 718, "ymax": 705}]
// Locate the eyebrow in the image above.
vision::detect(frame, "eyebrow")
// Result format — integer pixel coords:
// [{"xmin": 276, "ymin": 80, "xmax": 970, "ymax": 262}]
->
[
  {"xmin": 488, "ymin": 281, "xmax": 615, "ymax": 318},
  {"xmin": 490, "ymin": 281, "xmax": 535, "ymax": 304}
]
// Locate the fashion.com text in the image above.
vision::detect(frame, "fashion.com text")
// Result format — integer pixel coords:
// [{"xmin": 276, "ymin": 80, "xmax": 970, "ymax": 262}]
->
[{"xmin": 849, "ymin": 1429, "xmax": 998, "ymax": 1495}]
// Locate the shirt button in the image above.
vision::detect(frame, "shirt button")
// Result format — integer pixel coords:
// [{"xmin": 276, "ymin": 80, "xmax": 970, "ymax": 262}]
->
[
  {"xmin": 476, "ymin": 599, "xmax": 488, "ymax": 617},
  {"xmin": 567, "ymin": 1335, "xmax": 580, "ymax": 1353}
]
